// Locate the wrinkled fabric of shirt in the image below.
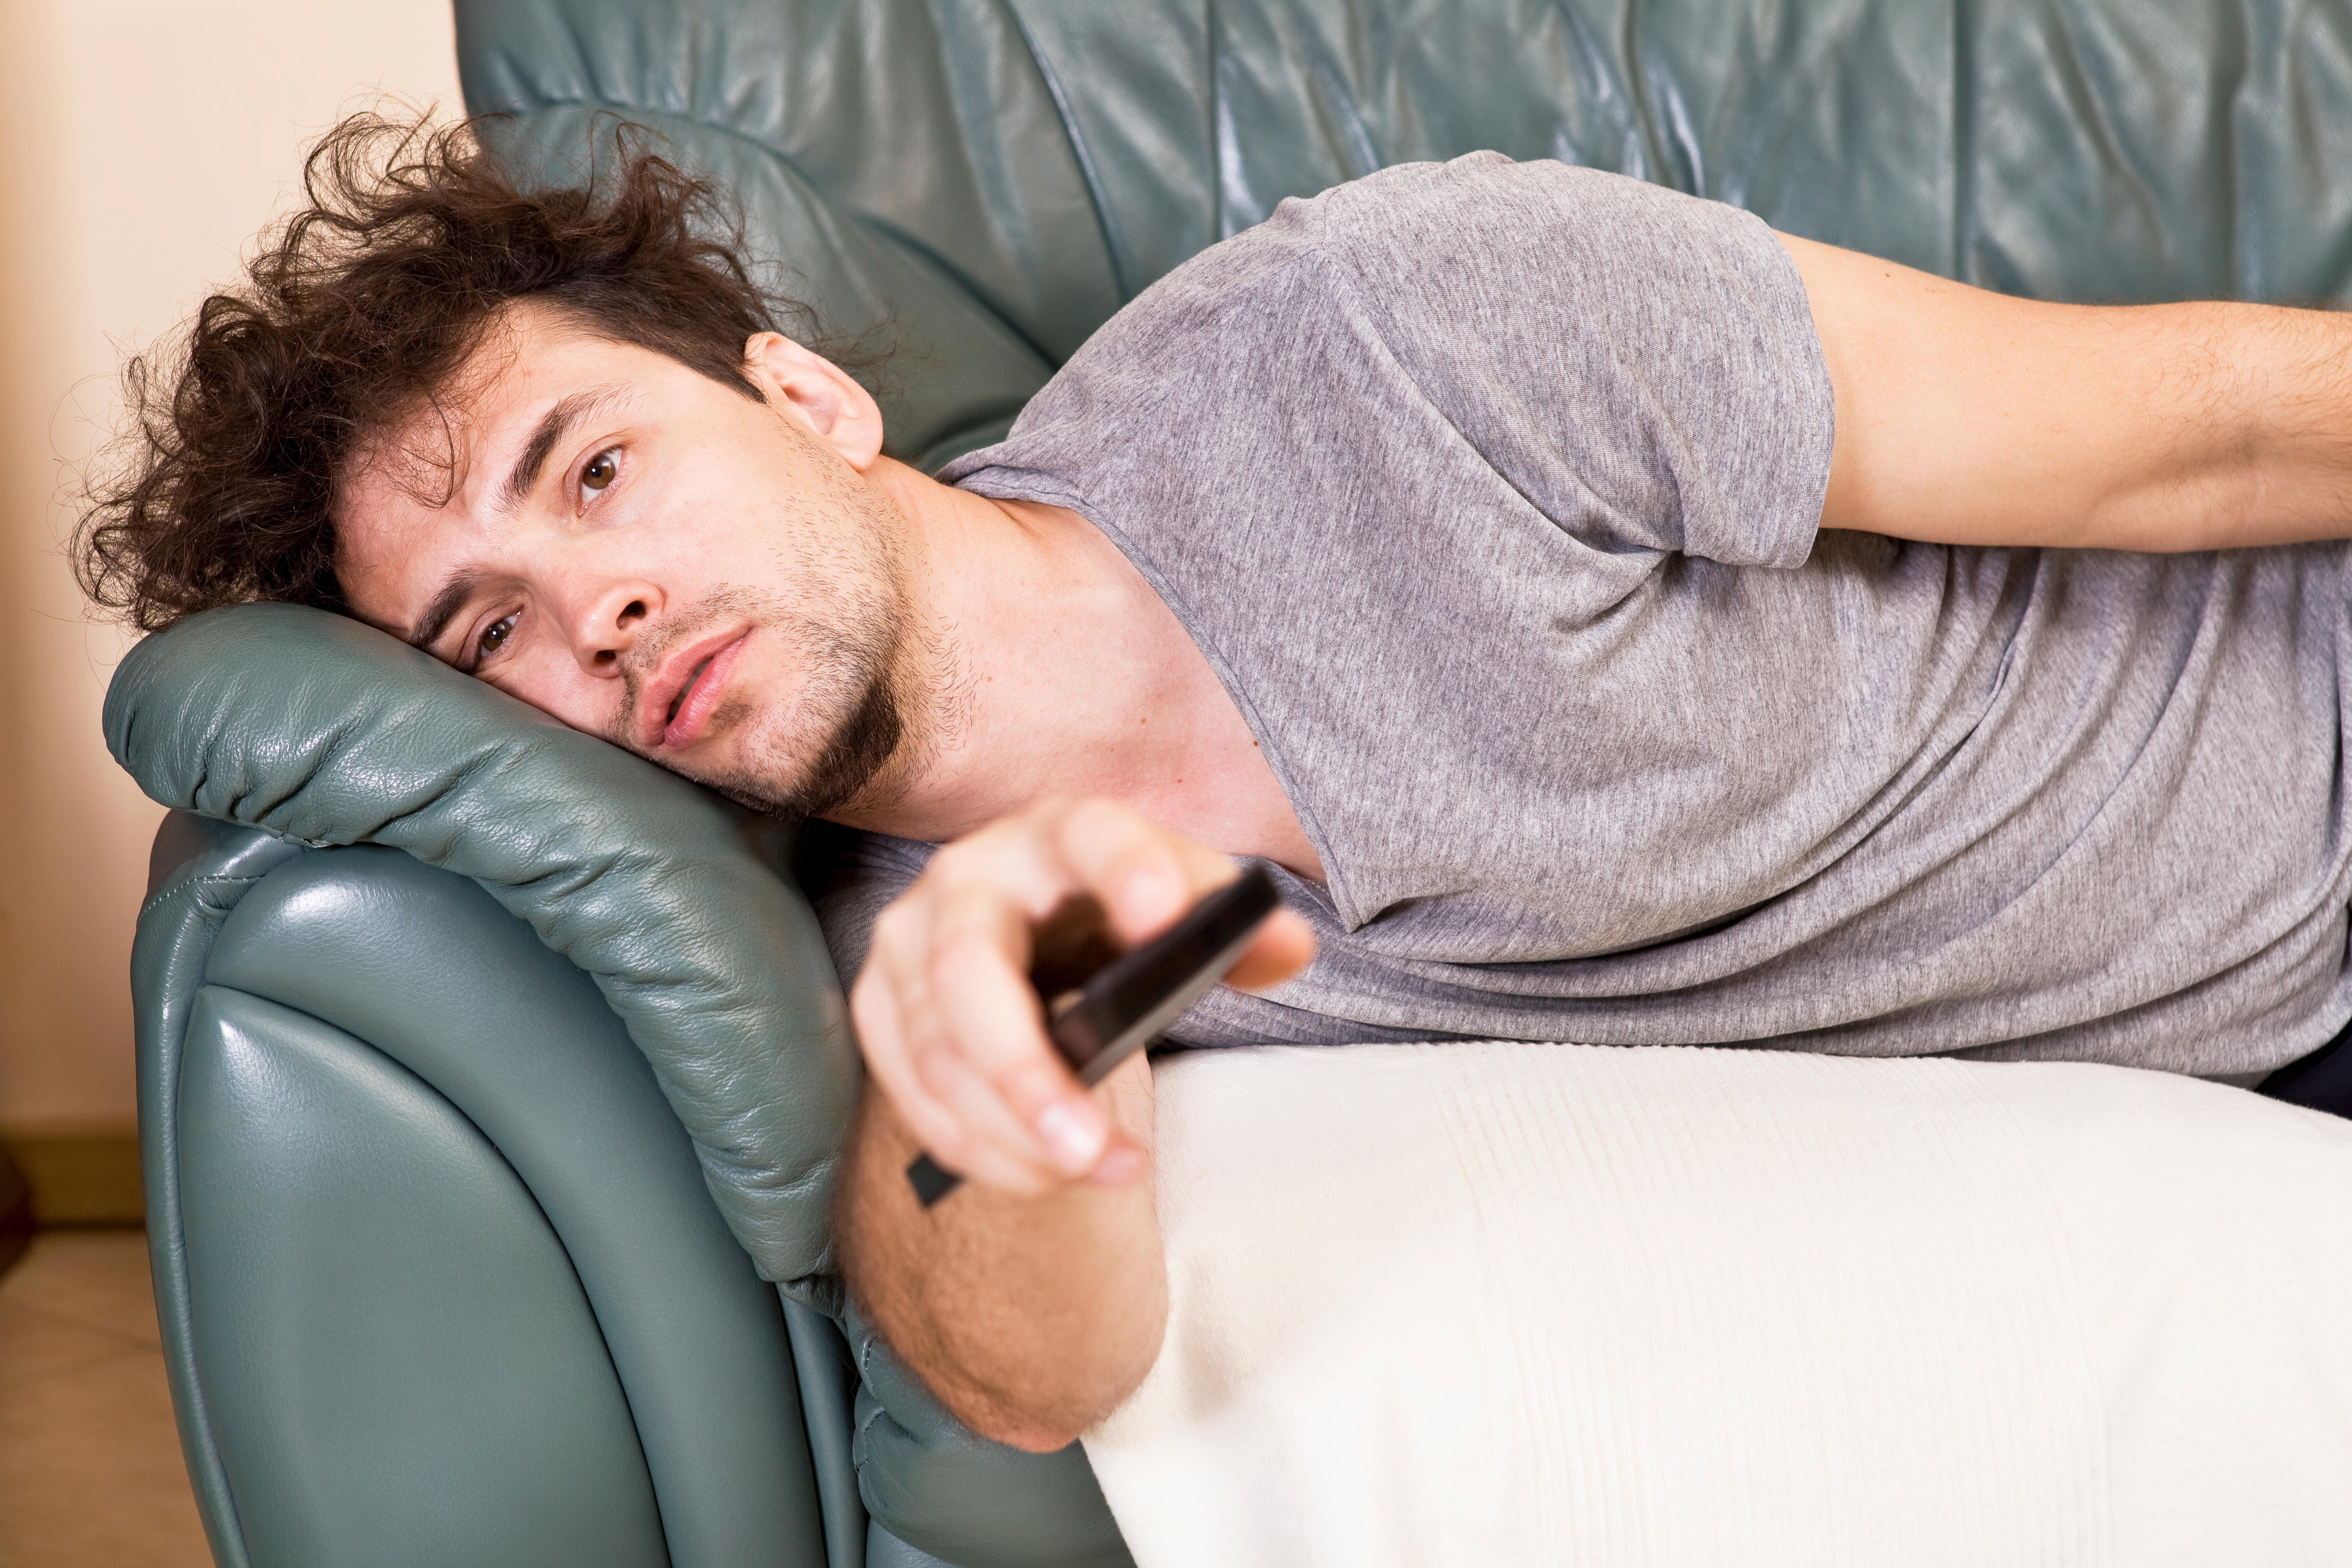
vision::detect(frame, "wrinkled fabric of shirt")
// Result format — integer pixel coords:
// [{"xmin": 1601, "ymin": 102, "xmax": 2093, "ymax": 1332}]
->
[{"xmin": 816, "ymin": 154, "xmax": 2352, "ymax": 1080}]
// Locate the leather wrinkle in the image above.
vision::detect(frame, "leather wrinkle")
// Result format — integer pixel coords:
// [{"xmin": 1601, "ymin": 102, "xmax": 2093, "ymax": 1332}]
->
[
  {"xmin": 480, "ymin": 98, "xmax": 1057, "ymax": 467},
  {"xmin": 999, "ymin": 0, "xmax": 1137, "ymax": 301},
  {"xmin": 1209, "ymin": 0, "xmax": 1235, "ymax": 237},
  {"xmin": 1954, "ymin": 0, "xmax": 1975, "ymax": 279},
  {"xmin": 2044, "ymin": 8, "xmax": 2166, "ymax": 276}
]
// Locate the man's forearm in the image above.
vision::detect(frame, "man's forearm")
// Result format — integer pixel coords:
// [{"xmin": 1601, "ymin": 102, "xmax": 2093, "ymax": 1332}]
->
[
  {"xmin": 1781, "ymin": 232, "xmax": 2352, "ymax": 554},
  {"xmin": 835, "ymin": 1060, "xmax": 1168, "ymax": 1452}
]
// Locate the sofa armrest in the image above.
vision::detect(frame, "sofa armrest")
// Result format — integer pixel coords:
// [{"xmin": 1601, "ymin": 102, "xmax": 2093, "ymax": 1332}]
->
[{"xmin": 139, "ymin": 822, "xmax": 830, "ymax": 1566}]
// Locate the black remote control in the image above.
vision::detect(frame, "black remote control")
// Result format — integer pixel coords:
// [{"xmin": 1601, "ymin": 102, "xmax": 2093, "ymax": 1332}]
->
[{"xmin": 905, "ymin": 864, "xmax": 1282, "ymax": 1207}]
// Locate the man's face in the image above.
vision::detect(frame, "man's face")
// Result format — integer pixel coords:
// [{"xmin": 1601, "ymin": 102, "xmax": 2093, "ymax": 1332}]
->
[{"xmin": 336, "ymin": 304, "xmax": 912, "ymax": 818}]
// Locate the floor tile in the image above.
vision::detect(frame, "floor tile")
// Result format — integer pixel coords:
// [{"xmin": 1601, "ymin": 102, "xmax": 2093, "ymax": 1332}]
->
[
  {"xmin": 0, "ymin": 1303, "xmax": 130, "ymax": 1397},
  {"xmin": 0, "ymin": 1230, "xmax": 162, "ymax": 1350},
  {"xmin": 0, "ymin": 1234, "xmax": 211, "ymax": 1567}
]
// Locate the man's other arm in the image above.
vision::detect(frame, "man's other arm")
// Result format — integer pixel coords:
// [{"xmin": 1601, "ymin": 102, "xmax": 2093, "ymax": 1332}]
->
[{"xmin": 1780, "ymin": 232, "xmax": 2352, "ymax": 552}]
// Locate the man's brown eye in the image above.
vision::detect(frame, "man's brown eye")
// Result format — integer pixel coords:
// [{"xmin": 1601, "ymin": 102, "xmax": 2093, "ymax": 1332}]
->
[
  {"xmin": 476, "ymin": 612, "xmax": 519, "ymax": 663},
  {"xmin": 583, "ymin": 449, "xmax": 619, "ymax": 492}
]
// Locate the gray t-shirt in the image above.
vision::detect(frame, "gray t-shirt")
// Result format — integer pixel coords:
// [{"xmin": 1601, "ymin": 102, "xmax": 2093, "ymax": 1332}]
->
[{"xmin": 826, "ymin": 152, "xmax": 2352, "ymax": 1079}]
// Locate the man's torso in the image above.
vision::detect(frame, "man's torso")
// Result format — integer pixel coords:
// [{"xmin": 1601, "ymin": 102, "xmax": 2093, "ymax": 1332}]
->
[{"xmin": 829, "ymin": 154, "xmax": 2352, "ymax": 1078}]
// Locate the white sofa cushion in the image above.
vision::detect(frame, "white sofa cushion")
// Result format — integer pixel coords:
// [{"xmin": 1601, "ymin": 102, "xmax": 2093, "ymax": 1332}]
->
[{"xmin": 1084, "ymin": 1042, "xmax": 2352, "ymax": 1568}]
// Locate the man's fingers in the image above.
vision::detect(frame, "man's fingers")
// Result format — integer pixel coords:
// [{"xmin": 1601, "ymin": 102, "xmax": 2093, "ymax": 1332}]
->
[
  {"xmin": 1085, "ymin": 1130, "xmax": 1148, "ymax": 1188},
  {"xmin": 928, "ymin": 915, "xmax": 1106, "ymax": 1177},
  {"xmin": 1051, "ymin": 797, "xmax": 1237, "ymax": 944},
  {"xmin": 848, "ymin": 957, "xmax": 972, "ymax": 1171},
  {"xmin": 1044, "ymin": 799, "xmax": 1317, "ymax": 989},
  {"xmin": 910, "ymin": 1042, "xmax": 1069, "ymax": 1194},
  {"xmin": 860, "ymin": 944, "xmax": 1070, "ymax": 1194},
  {"xmin": 879, "ymin": 887, "xmax": 1080, "ymax": 1181},
  {"xmin": 1223, "ymin": 908, "xmax": 1317, "ymax": 991},
  {"xmin": 848, "ymin": 794, "xmax": 1316, "ymax": 1199}
]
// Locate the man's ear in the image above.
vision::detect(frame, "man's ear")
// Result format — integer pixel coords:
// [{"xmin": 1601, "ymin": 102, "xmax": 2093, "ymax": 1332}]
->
[{"xmin": 740, "ymin": 332, "xmax": 886, "ymax": 471}]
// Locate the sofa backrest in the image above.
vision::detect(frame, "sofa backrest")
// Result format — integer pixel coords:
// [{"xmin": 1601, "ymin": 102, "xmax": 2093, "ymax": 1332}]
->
[{"xmin": 458, "ymin": 0, "xmax": 2352, "ymax": 471}]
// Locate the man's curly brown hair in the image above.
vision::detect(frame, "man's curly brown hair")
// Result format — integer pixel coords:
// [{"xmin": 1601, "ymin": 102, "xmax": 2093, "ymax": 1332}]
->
[{"xmin": 77, "ymin": 113, "xmax": 859, "ymax": 632}]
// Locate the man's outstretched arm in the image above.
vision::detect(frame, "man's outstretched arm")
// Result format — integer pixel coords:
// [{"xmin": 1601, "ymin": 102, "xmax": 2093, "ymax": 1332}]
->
[
  {"xmin": 1781, "ymin": 232, "xmax": 2352, "ymax": 553},
  {"xmin": 833, "ymin": 798, "xmax": 1315, "ymax": 1451},
  {"xmin": 836, "ymin": 1055, "xmax": 1165, "ymax": 1452}
]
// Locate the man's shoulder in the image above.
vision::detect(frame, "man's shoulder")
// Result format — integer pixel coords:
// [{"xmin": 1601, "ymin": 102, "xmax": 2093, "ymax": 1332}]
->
[
  {"xmin": 934, "ymin": 191, "xmax": 1353, "ymax": 492},
  {"xmin": 1015, "ymin": 155, "xmax": 1614, "ymax": 377}
]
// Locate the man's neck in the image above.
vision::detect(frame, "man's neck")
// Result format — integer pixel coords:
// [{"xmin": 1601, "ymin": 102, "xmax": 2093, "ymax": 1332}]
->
[{"xmin": 827, "ymin": 457, "xmax": 1323, "ymax": 879}]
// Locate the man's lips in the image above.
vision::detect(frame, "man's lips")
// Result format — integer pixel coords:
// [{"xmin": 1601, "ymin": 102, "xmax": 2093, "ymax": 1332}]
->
[{"xmin": 639, "ymin": 629, "xmax": 750, "ymax": 751}]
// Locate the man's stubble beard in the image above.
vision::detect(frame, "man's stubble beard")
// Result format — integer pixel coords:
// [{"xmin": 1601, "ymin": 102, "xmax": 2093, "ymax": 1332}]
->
[
  {"xmin": 606, "ymin": 416, "xmax": 973, "ymax": 824},
  {"xmin": 612, "ymin": 570, "xmax": 940, "ymax": 825}
]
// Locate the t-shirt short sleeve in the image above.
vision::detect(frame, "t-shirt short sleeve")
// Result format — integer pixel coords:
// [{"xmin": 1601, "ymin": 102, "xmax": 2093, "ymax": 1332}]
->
[{"xmin": 1300, "ymin": 154, "xmax": 1831, "ymax": 568}]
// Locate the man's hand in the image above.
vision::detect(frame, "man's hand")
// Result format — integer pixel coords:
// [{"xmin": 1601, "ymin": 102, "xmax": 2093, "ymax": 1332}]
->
[
  {"xmin": 850, "ymin": 795, "xmax": 1315, "ymax": 1196},
  {"xmin": 838, "ymin": 797, "xmax": 1314, "ymax": 1449}
]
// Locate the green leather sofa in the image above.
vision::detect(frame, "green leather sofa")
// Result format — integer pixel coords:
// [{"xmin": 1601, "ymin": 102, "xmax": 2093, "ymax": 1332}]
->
[{"xmin": 113, "ymin": 2, "xmax": 2352, "ymax": 1564}]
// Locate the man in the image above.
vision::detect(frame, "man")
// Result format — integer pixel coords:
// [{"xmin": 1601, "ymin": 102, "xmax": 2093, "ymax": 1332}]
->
[{"xmin": 80, "ymin": 116, "xmax": 2352, "ymax": 1450}]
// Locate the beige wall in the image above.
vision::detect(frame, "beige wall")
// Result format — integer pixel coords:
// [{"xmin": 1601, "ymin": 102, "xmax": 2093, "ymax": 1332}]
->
[{"xmin": 0, "ymin": 1, "xmax": 462, "ymax": 1131}]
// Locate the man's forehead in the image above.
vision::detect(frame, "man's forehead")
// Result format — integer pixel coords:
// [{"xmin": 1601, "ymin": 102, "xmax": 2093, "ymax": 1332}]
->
[
  {"xmin": 353, "ymin": 303, "xmax": 620, "ymax": 502},
  {"xmin": 334, "ymin": 306, "xmax": 656, "ymax": 622}
]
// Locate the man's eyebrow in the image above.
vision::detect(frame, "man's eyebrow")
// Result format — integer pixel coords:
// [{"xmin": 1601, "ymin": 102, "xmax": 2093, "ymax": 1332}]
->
[
  {"xmin": 407, "ymin": 569, "xmax": 484, "ymax": 652},
  {"xmin": 495, "ymin": 382, "xmax": 633, "ymax": 515}
]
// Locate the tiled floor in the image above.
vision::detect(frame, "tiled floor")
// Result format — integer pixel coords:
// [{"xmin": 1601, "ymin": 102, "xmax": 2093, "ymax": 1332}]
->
[{"xmin": 0, "ymin": 1232, "xmax": 212, "ymax": 1566}]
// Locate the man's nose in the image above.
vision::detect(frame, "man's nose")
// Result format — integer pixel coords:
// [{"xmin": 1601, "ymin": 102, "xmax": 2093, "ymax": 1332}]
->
[{"xmin": 574, "ymin": 583, "xmax": 657, "ymax": 675}]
